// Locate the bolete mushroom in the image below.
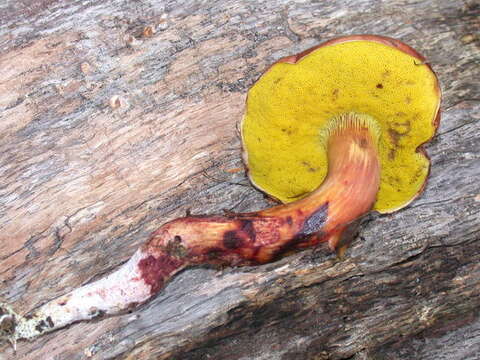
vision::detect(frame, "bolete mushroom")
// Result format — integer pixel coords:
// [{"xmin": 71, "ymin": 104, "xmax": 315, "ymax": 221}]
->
[
  {"xmin": 0, "ymin": 35, "xmax": 440, "ymax": 348},
  {"xmin": 243, "ymin": 35, "xmax": 441, "ymax": 214}
]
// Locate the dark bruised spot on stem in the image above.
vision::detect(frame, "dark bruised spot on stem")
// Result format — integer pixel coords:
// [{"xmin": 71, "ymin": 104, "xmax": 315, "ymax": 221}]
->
[
  {"xmin": 240, "ymin": 219, "xmax": 256, "ymax": 241},
  {"xmin": 223, "ymin": 219, "xmax": 256, "ymax": 250},
  {"xmin": 271, "ymin": 203, "xmax": 329, "ymax": 261},
  {"xmin": 376, "ymin": 83, "xmax": 383, "ymax": 89},
  {"xmin": 223, "ymin": 231, "xmax": 244, "ymax": 249},
  {"xmin": 297, "ymin": 203, "xmax": 329, "ymax": 237}
]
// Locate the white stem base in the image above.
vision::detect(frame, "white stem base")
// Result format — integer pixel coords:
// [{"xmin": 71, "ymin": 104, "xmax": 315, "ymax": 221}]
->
[{"xmin": 1, "ymin": 249, "xmax": 153, "ymax": 345}]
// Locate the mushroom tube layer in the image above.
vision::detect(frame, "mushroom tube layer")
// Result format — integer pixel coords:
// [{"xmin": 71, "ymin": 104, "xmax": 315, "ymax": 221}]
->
[{"xmin": 0, "ymin": 113, "xmax": 381, "ymax": 345}]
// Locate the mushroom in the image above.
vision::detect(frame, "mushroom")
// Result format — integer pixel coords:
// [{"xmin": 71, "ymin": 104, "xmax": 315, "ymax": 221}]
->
[
  {"xmin": 0, "ymin": 35, "xmax": 440, "ymax": 347},
  {"xmin": 243, "ymin": 35, "xmax": 441, "ymax": 214}
]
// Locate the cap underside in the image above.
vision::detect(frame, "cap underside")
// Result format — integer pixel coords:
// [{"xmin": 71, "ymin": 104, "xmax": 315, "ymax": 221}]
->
[{"xmin": 242, "ymin": 40, "xmax": 440, "ymax": 213}]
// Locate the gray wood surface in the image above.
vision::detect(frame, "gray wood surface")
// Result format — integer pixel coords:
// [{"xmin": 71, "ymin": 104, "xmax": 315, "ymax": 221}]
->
[{"xmin": 0, "ymin": 0, "xmax": 479, "ymax": 359}]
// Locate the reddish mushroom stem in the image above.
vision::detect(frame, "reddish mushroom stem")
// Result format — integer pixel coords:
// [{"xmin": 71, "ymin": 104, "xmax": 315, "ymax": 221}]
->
[{"xmin": 0, "ymin": 113, "xmax": 381, "ymax": 345}]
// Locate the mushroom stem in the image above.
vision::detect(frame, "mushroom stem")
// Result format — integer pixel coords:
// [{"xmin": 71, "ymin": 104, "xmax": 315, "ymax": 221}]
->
[{"xmin": 0, "ymin": 113, "xmax": 381, "ymax": 345}]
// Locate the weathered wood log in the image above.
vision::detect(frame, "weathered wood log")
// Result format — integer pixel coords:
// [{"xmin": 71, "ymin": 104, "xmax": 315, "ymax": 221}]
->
[{"xmin": 0, "ymin": 0, "xmax": 479, "ymax": 359}]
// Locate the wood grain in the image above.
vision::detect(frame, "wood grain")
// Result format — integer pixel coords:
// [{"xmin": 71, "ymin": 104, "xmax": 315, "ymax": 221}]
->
[{"xmin": 0, "ymin": 0, "xmax": 479, "ymax": 359}]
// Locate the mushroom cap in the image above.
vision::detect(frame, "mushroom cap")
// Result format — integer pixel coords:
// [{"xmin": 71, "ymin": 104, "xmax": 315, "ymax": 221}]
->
[{"xmin": 241, "ymin": 35, "xmax": 441, "ymax": 214}]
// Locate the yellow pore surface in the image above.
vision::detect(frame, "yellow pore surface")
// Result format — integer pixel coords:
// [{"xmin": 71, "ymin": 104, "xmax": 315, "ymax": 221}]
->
[{"xmin": 242, "ymin": 40, "xmax": 440, "ymax": 213}]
